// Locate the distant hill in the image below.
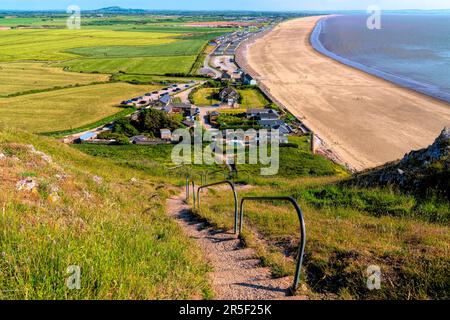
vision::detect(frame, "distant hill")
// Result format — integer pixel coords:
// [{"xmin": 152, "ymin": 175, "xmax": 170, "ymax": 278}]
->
[
  {"xmin": 91, "ymin": 7, "xmax": 148, "ymax": 14},
  {"xmin": 349, "ymin": 127, "xmax": 450, "ymax": 199}
]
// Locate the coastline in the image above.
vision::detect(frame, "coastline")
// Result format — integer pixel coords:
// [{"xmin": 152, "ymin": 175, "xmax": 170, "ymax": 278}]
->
[
  {"xmin": 310, "ymin": 16, "xmax": 450, "ymax": 104},
  {"xmin": 236, "ymin": 16, "xmax": 450, "ymax": 171}
]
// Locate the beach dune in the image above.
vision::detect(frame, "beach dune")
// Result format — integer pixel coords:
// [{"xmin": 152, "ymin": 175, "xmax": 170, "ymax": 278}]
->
[{"xmin": 238, "ymin": 16, "xmax": 450, "ymax": 170}]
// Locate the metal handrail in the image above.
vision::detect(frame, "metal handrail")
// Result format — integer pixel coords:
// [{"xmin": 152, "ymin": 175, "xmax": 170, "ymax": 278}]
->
[
  {"xmin": 185, "ymin": 176, "xmax": 196, "ymax": 204},
  {"xmin": 239, "ymin": 196, "xmax": 306, "ymax": 295},
  {"xmin": 196, "ymin": 180, "xmax": 239, "ymax": 234}
]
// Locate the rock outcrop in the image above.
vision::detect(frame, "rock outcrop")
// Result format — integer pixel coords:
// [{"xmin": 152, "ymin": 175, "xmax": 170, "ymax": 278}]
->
[{"xmin": 349, "ymin": 127, "xmax": 450, "ymax": 198}]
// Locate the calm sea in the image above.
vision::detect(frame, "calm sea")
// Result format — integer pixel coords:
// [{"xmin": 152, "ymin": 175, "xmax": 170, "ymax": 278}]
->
[{"xmin": 311, "ymin": 14, "xmax": 450, "ymax": 103}]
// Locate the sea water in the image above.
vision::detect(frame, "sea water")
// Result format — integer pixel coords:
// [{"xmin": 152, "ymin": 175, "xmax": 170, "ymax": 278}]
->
[{"xmin": 311, "ymin": 14, "xmax": 450, "ymax": 103}]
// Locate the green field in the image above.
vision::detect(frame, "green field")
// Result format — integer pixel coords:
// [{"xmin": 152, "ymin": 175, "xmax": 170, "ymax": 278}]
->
[
  {"xmin": 0, "ymin": 62, "xmax": 109, "ymax": 96},
  {"xmin": 67, "ymin": 40, "xmax": 207, "ymax": 58},
  {"xmin": 0, "ymin": 83, "xmax": 161, "ymax": 133},
  {"xmin": 60, "ymin": 55, "xmax": 197, "ymax": 75},
  {"xmin": 0, "ymin": 29, "xmax": 177, "ymax": 62}
]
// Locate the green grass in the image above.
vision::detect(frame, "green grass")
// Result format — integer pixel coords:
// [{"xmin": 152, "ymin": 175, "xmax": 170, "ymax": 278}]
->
[
  {"xmin": 0, "ymin": 62, "xmax": 109, "ymax": 97},
  {"xmin": 239, "ymin": 88, "xmax": 270, "ymax": 108},
  {"xmin": 112, "ymin": 73, "xmax": 205, "ymax": 84},
  {"xmin": 0, "ymin": 83, "xmax": 162, "ymax": 133},
  {"xmin": 40, "ymin": 107, "xmax": 138, "ymax": 138},
  {"xmin": 0, "ymin": 29, "xmax": 177, "ymax": 62},
  {"xmin": 0, "ymin": 128, "xmax": 212, "ymax": 299},
  {"xmin": 66, "ymin": 40, "xmax": 206, "ymax": 58},
  {"xmin": 59, "ymin": 56, "xmax": 197, "ymax": 75},
  {"xmin": 191, "ymin": 88, "xmax": 221, "ymax": 105}
]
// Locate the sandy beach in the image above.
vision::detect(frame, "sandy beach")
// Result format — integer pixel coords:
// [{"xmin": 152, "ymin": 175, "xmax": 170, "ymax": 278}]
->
[{"xmin": 237, "ymin": 16, "xmax": 450, "ymax": 171}]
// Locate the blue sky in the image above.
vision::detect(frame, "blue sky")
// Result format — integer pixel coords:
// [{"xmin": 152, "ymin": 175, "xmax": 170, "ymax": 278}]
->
[{"xmin": 1, "ymin": 0, "xmax": 450, "ymax": 11}]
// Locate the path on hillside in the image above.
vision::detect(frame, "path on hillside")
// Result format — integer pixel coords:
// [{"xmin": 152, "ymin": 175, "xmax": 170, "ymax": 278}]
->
[{"xmin": 166, "ymin": 192, "xmax": 306, "ymax": 300}]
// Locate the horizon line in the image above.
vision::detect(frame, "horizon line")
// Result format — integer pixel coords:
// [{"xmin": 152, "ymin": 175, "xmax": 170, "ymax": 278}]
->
[{"xmin": 2, "ymin": 8, "xmax": 450, "ymax": 13}]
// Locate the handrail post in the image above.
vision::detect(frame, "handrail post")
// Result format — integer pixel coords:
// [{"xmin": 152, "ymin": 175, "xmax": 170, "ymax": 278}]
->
[
  {"xmin": 238, "ymin": 196, "xmax": 306, "ymax": 295},
  {"xmin": 185, "ymin": 176, "xmax": 189, "ymax": 202},
  {"xmin": 196, "ymin": 180, "xmax": 239, "ymax": 234},
  {"xmin": 191, "ymin": 181, "xmax": 196, "ymax": 206}
]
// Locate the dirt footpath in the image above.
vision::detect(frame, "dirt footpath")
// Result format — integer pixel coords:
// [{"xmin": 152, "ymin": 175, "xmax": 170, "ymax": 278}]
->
[{"xmin": 166, "ymin": 193, "xmax": 306, "ymax": 300}]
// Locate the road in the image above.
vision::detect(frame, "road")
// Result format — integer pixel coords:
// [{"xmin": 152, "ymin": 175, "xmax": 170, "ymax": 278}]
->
[{"xmin": 203, "ymin": 52, "xmax": 222, "ymax": 78}]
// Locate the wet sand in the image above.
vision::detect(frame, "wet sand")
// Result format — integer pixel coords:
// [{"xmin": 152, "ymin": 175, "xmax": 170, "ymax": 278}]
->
[{"xmin": 238, "ymin": 16, "xmax": 450, "ymax": 170}]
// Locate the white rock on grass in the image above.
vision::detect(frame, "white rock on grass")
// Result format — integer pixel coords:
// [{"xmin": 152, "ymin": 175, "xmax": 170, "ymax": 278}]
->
[
  {"xmin": 93, "ymin": 175, "xmax": 103, "ymax": 185},
  {"xmin": 16, "ymin": 178, "xmax": 38, "ymax": 192}
]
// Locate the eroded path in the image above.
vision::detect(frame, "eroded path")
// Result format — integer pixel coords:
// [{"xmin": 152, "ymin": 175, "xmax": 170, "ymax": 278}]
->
[{"xmin": 167, "ymin": 192, "xmax": 306, "ymax": 300}]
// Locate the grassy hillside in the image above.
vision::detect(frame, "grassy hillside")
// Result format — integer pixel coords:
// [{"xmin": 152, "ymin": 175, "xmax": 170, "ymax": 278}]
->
[
  {"xmin": 0, "ymin": 127, "xmax": 211, "ymax": 299},
  {"xmin": 0, "ymin": 83, "xmax": 162, "ymax": 133},
  {"xmin": 74, "ymin": 135, "xmax": 450, "ymax": 300},
  {"xmin": 0, "ymin": 63, "xmax": 109, "ymax": 97}
]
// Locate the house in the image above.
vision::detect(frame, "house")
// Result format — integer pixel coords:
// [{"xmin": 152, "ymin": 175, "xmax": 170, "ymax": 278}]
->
[
  {"xmin": 159, "ymin": 94, "xmax": 171, "ymax": 106},
  {"xmin": 160, "ymin": 129, "xmax": 172, "ymax": 140},
  {"xmin": 241, "ymin": 73, "xmax": 257, "ymax": 85},
  {"xmin": 219, "ymin": 87, "xmax": 240, "ymax": 106},
  {"xmin": 168, "ymin": 102, "xmax": 192, "ymax": 114},
  {"xmin": 76, "ymin": 132, "xmax": 96, "ymax": 143},
  {"xmin": 246, "ymin": 108, "xmax": 279, "ymax": 120},
  {"xmin": 257, "ymin": 119, "xmax": 286, "ymax": 128}
]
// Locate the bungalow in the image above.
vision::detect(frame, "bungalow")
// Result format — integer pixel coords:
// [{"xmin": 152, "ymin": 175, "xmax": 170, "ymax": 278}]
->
[
  {"xmin": 246, "ymin": 108, "xmax": 279, "ymax": 120},
  {"xmin": 257, "ymin": 119, "xmax": 286, "ymax": 128}
]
